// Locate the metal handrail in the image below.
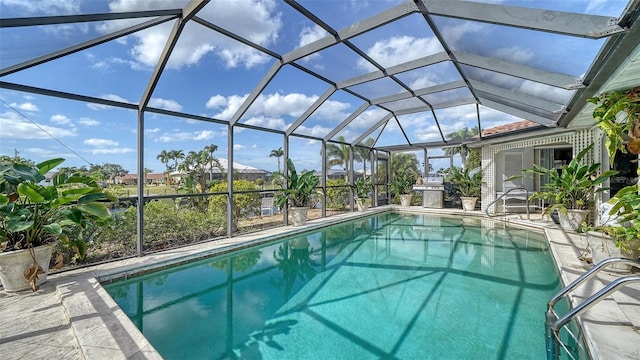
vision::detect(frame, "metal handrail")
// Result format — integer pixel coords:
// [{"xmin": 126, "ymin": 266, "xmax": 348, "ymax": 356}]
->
[
  {"xmin": 484, "ymin": 187, "xmax": 531, "ymax": 219},
  {"xmin": 545, "ymin": 257, "xmax": 640, "ymax": 360}
]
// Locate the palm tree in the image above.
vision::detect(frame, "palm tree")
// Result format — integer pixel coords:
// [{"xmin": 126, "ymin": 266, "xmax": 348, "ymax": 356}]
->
[
  {"xmin": 269, "ymin": 147, "xmax": 284, "ymax": 173},
  {"xmin": 444, "ymin": 127, "xmax": 480, "ymax": 169},
  {"xmin": 157, "ymin": 150, "xmax": 170, "ymax": 184},
  {"xmin": 205, "ymin": 144, "xmax": 219, "ymax": 181},
  {"xmin": 167, "ymin": 149, "xmax": 184, "ymax": 172},
  {"xmin": 354, "ymin": 137, "xmax": 375, "ymax": 178},
  {"xmin": 143, "ymin": 167, "xmax": 153, "ymax": 185},
  {"xmin": 326, "ymin": 136, "xmax": 350, "ymax": 181}
]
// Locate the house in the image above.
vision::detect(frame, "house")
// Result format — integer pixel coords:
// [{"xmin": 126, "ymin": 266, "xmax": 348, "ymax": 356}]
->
[{"xmin": 116, "ymin": 173, "xmax": 165, "ymax": 186}]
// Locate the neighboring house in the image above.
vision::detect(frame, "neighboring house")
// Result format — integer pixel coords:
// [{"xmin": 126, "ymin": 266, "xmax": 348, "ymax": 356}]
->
[
  {"xmin": 116, "ymin": 173, "xmax": 165, "ymax": 185},
  {"xmin": 170, "ymin": 159, "xmax": 270, "ymax": 183}
]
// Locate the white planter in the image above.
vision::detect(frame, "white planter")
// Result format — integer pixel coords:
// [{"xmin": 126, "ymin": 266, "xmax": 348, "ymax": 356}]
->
[
  {"xmin": 356, "ymin": 197, "xmax": 369, "ymax": 212},
  {"xmin": 290, "ymin": 206, "xmax": 309, "ymax": 226},
  {"xmin": 587, "ymin": 233, "xmax": 640, "ymax": 272},
  {"xmin": 0, "ymin": 244, "xmax": 55, "ymax": 292},
  {"xmin": 460, "ymin": 197, "xmax": 478, "ymax": 211},
  {"xmin": 558, "ymin": 209, "xmax": 589, "ymax": 231},
  {"xmin": 399, "ymin": 194, "xmax": 412, "ymax": 206}
]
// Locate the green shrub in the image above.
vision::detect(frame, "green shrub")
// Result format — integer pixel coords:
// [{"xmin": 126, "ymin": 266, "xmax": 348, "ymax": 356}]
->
[
  {"xmin": 209, "ymin": 180, "xmax": 260, "ymax": 231},
  {"xmin": 326, "ymin": 178, "xmax": 349, "ymax": 209}
]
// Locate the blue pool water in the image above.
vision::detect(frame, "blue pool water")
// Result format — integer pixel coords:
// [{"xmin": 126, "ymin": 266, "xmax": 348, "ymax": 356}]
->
[{"xmin": 104, "ymin": 213, "xmax": 562, "ymax": 359}]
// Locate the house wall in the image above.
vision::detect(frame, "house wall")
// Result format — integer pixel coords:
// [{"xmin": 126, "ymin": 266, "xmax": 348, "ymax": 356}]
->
[{"xmin": 481, "ymin": 128, "xmax": 596, "ymax": 214}]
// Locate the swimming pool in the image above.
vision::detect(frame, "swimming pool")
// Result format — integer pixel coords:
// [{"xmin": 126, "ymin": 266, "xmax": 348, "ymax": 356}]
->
[{"xmin": 104, "ymin": 213, "xmax": 562, "ymax": 359}]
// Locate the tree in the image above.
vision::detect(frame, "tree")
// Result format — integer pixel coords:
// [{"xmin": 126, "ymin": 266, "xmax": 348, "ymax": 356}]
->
[
  {"xmin": 354, "ymin": 137, "xmax": 375, "ymax": 177},
  {"xmin": 326, "ymin": 136, "xmax": 350, "ymax": 181},
  {"xmin": 443, "ymin": 127, "xmax": 480, "ymax": 170},
  {"xmin": 157, "ymin": 150, "xmax": 171, "ymax": 184},
  {"xmin": 269, "ymin": 147, "xmax": 284, "ymax": 173},
  {"xmin": 205, "ymin": 144, "xmax": 219, "ymax": 181},
  {"xmin": 168, "ymin": 149, "xmax": 184, "ymax": 172},
  {"xmin": 101, "ymin": 163, "xmax": 128, "ymax": 183},
  {"xmin": 391, "ymin": 152, "xmax": 419, "ymax": 178},
  {"xmin": 143, "ymin": 167, "xmax": 153, "ymax": 185}
]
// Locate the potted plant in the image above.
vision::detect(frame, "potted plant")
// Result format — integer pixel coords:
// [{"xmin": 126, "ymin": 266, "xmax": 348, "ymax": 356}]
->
[
  {"xmin": 522, "ymin": 144, "xmax": 617, "ymax": 231},
  {"xmin": 588, "ymin": 184, "xmax": 640, "ymax": 270},
  {"xmin": 587, "ymin": 87, "xmax": 640, "ymax": 264},
  {"xmin": 449, "ymin": 167, "xmax": 482, "ymax": 211},
  {"xmin": 0, "ymin": 158, "xmax": 113, "ymax": 292},
  {"xmin": 275, "ymin": 159, "xmax": 320, "ymax": 226},
  {"xmin": 391, "ymin": 171, "xmax": 416, "ymax": 206},
  {"xmin": 351, "ymin": 175, "xmax": 372, "ymax": 212},
  {"xmin": 588, "ymin": 85, "xmax": 640, "ymax": 160}
]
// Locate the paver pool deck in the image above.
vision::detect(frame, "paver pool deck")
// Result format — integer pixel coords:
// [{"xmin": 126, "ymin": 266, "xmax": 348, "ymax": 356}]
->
[{"xmin": 1, "ymin": 207, "xmax": 638, "ymax": 359}]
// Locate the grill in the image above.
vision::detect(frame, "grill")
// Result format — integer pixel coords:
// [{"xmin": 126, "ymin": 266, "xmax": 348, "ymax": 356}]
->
[{"xmin": 413, "ymin": 176, "xmax": 445, "ymax": 208}]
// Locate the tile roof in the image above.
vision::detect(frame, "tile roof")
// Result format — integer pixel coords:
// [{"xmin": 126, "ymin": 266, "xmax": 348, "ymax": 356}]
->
[{"xmin": 481, "ymin": 120, "xmax": 540, "ymax": 136}]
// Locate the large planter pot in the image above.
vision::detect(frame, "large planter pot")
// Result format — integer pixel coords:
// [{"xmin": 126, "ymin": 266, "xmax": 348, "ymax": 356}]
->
[
  {"xmin": 399, "ymin": 194, "xmax": 412, "ymax": 206},
  {"xmin": 558, "ymin": 209, "xmax": 589, "ymax": 231},
  {"xmin": 587, "ymin": 233, "xmax": 640, "ymax": 272},
  {"xmin": 356, "ymin": 197, "xmax": 369, "ymax": 212},
  {"xmin": 460, "ymin": 197, "xmax": 478, "ymax": 211},
  {"xmin": 0, "ymin": 244, "xmax": 55, "ymax": 292},
  {"xmin": 290, "ymin": 206, "xmax": 309, "ymax": 226}
]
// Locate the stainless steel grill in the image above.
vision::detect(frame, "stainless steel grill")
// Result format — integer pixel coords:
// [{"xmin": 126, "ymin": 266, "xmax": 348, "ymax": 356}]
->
[{"xmin": 413, "ymin": 176, "xmax": 445, "ymax": 208}]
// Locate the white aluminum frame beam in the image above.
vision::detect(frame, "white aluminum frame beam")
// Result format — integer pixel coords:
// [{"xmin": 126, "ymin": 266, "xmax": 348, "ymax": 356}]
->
[{"xmin": 419, "ymin": 0, "xmax": 624, "ymax": 39}]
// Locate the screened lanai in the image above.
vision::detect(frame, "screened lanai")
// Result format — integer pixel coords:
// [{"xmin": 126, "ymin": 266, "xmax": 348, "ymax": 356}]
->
[{"xmin": 1, "ymin": 0, "xmax": 640, "ymax": 255}]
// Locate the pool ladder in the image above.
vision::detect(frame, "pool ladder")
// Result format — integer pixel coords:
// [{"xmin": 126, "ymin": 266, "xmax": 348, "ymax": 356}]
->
[
  {"xmin": 484, "ymin": 187, "xmax": 532, "ymax": 220},
  {"xmin": 545, "ymin": 257, "xmax": 640, "ymax": 360}
]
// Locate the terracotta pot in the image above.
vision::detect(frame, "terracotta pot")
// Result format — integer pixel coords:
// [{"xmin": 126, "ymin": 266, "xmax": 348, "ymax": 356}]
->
[{"xmin": 0, "ymin": 244, "xmax": 55, "ymax": 292}]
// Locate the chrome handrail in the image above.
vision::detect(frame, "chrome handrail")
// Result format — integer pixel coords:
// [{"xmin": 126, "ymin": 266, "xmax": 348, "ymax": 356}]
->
[
  {"xmin": 484, "ymin": 187, "xmax": 531, "ymax": 219},
  {"xmin": 545, "ymin": 257, "xmax": 640, "ymax": 360}
]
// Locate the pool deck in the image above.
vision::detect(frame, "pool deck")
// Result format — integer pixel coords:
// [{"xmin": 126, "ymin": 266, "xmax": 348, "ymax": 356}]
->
[{"xmin": 1, "ymin": 206, "xmax": 638, "ymax": 359}]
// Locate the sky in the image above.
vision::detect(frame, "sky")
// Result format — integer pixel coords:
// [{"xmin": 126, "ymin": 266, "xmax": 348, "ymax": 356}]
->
[{"xmin": 0, "ymin": 0, "xmax": 629, "ymax": 174}]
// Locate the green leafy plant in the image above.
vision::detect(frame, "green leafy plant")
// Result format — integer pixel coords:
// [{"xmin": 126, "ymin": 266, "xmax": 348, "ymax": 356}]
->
[
  {"xmin": 449, "ymin": 167, "xmax": 482, "ymax": 198},
  {"xmin": 0, "ymin": 158, "xmax": 113, "ymax": 290},
  {"xmin": 351, "ymin": 176, "xmax": 372, "ymax": 201},
  {"xmin": 326, "ymin": 178, "xmax": 349, "ymax": 210},
  {"xmin": 522, "ymin": 144, "xmax": 617, "ymax": 214},
  {"xmin": 275, "ymin": 159, "xmax": 320, "ymax": 209},
  {"xmin": 390, "ymin": 171, "xmax": 416, "ymax": 195},
  {"xmin": 588, "ymin": 86, "xmax": 640, "ymax": 161},
  {"xmin": 0, "ymin": 158, "xmax": 113, "ymax": 250},
  {"xmin": 597, "ymin": 184, "xmax": 640, "ymax": 254},
  {"xmin": 209, "ymin": 180, "xmax": 260, "ymax": 232}
]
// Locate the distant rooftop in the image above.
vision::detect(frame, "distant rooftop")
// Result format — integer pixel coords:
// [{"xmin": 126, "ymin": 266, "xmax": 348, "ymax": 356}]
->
[{"xmin": 481, "ymin": 120, "xmax": 540, "ymax": 137}]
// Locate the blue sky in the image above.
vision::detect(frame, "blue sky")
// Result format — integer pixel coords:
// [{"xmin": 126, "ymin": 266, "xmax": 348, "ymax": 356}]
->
[{"xmin": 0, "ymin": 0, "xmax": 629, "ymax": 174}]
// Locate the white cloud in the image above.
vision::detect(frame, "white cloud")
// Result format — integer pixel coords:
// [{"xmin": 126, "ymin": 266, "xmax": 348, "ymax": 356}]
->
[
  {"xmin": 207, "ymin": 92, "xmax": 351, "ymax": 122},
  {"xmin": 84, "ymin": 138, "xmax": 119, "ymax": 147},
  {"xmin": 149, "ymin": 98, "xmax": 183, "ymax": 112},
  {"xmin": 358, "ymin": 36, "xmax": 443, "ymax": 71},
  {"xmin": 86, "ymin": 94, "xmax": 132, "ymax": 110},
  {"xmin": 296, "ymin": 124, "xmax": 332, "ymax": 138},
  {"xmin": 206, "ymin": 95, "xmax": 228, "ymax": 109},
  {"xmin": 91, "ymin": 147, "xmax": 136, "ymax": 155},
  {"xmin": 493, "ymin": 46, "xmax": 533, "ymax": 64},
  {"xmin": 50, "ymin": 114, "xmax": 71, "ymax": 125},
  {"xmin": 1, "ymin": 0, "xmax": 80, "ymax": 15},
  {"xmin": 155, "ymin": 130, "xmax": 216, "ymax": 143},
  {"xmin": 145, "ymin": 127, "xmax": 161, "ymax": 135},
  {"xmin": 78, "ymin": 117, "xmax": 101, "ymax": 126},
  {"xmin": 299, "ymin": 25, "xmax": 328, "ymax": 47},
  {"xmin": 233, "ymin": 144, "xmax": 246, "ymax": 151},
  {"xmin": 9, "ymin": 102, "xmax": 39, "ymax": 112},
  {"xmin": 243, "ymin": 116, "xmax": 288, "ymax": 130},
  {"xmin": 0, "ymin": 113, "xmax": 76, "ymax": 139},
  {"xmin": 98, "ymin": 0, "xmax": 281, "ymax": 70}
]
